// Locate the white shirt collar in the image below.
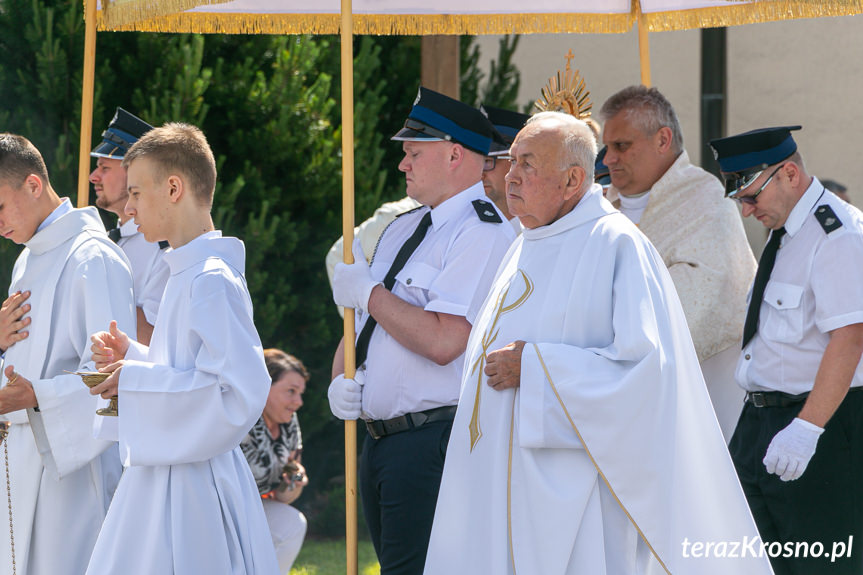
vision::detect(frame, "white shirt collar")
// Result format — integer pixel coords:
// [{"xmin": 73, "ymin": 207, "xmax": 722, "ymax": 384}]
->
[
  {"xmin": 784, "ymin": 176, "xmax": 824, "ymax": 237},
  {"xmin": 429, "ymin": 181, "xmax": 486, "ymax": 230}
]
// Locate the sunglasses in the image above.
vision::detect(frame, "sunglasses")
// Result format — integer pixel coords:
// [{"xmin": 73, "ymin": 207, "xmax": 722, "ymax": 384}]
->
[{"xmin": 728, "ymin": 164, "xmax": 785, "ymax": 205}]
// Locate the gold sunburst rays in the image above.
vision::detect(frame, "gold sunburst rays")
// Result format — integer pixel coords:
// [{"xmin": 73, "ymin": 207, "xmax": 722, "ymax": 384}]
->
[{"xmin": 534, "ymin": 49, "xmax": 592, "ymax": 121}]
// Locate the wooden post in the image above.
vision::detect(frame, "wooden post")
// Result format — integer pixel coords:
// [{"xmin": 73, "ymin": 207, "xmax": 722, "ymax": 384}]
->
[
  {"xmin": 77, "ymin": 0, "xmax": 98, "ymax": 207},
  {"xmin": 340, "ymin": 1, "xmax": 358, "ymax": 574},
  {"xmin": 635, "ymin": 0, "xmax": 652, "ymax": 87},
  {"xmin": 421, "ymin": 36, "xmax": 460, "ymax": 99}
]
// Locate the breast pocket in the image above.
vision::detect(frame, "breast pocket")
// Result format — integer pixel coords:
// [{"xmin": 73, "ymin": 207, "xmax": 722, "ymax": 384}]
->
[
  {"xmin": 394, "ymin": 262, "xmax": 439, "ymax": 306},
  {"xmin": 761, "ymin": 282, "xmax": 805, "ymax": 344}
]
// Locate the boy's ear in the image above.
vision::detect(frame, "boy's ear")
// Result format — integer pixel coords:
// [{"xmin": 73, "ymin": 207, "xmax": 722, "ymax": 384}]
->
[{"xmin": 167, "ymin": 175, "xmax": 184, "ymax": 204}]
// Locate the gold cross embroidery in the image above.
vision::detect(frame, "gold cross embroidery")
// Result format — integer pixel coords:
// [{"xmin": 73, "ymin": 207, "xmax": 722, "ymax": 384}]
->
[{"xmin": 468, "ymin": 269, "xmax": 533, "ymax": 451}]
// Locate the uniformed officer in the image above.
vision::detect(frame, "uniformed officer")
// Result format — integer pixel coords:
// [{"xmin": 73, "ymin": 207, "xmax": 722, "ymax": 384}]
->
[
  {"xmin": 712, "ymin": 126, "xmax": 863, "ymax": 575},
  {"xmin": 328, "ymin": 87, "xmax": 516, "ymax": 575},
  {"xmin": 480, "ymin": 104, "xmax": 529, "ymax": 230},
  {"xmin": 89, "ymin": 107, "xmax": 169, "ymax": 345}
]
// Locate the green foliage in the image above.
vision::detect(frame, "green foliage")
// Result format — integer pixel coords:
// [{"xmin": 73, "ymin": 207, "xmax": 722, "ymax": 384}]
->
[
  {"xmin": 0, "ymin": 0, "xmax": 521, "ymax": 538},
  {"xmin": 460, "ymin": 35, "xmax": 521, "ymax": 110}
]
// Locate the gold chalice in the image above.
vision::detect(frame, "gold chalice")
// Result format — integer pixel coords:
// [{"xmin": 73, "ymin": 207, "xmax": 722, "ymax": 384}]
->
[{"xmin": 73, "ymin": 371, "xmax": 118, "ymax": 416}]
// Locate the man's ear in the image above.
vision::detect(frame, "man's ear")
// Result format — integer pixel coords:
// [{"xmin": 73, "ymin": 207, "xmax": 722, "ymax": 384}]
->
[
  {"xmin": 783, "ymin": 161, "xmax": 801, "ymax": 188},
  {"xmin": 655, "ymin": 126, "xmax": 674, "ymax": 154},
  {"xmin": 448, "ymin": 143, "xmax": 466, "ymax": 170},
  {"xmin": 564, "ymin": 166, "xmax": 587, "ymax": 201},
  {"xmin": 23, "ymin": 174, "xmax": 43, "ymax": 199},
  {"xmin": 167, "ymin": 175, "xmax": 184, "ymax": 204}
]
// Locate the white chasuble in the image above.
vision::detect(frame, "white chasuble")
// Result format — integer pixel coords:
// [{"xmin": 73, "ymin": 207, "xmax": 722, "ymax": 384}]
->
[
  {"xmin": 424, "ymin": 186, "xmax": 773, "ymax": 575},
  {"xmin": 0, "ymin": 206, "xmax": 134, "ymax": 575},
  {"xmin": 85, "ymin": 232, "xmax": 278, "ymax": 575}
]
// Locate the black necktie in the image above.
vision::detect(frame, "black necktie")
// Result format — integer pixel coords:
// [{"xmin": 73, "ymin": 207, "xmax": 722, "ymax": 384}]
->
[
  {"xmin": 742, "ymin": 226, "xmax": 787, "ymax": 348},
  {"xmin": 355, "ymin": 211, "xmax": 433, "ymax": 367},
  {"xmin": 108, "ymin": 227, "xmax": 122, "ymax": 243}
]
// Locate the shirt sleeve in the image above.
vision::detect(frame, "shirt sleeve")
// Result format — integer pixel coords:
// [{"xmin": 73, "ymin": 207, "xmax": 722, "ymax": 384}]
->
[
  {"xmin": 424, "ymin": 222, "xmax": 514, "ymax": 324},
  {"xmin": 812, "ymin": 229, "xmax": 863, "ymax": 333}
]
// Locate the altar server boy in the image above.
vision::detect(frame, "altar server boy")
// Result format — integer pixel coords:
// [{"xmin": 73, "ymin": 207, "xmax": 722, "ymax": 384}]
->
[{"xmin": 86, "ymin": 123, "xmax": 278, "ymax": 574}]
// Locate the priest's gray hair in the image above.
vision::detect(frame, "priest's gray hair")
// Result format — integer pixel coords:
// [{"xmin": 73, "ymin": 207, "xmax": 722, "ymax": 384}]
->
[
  {"xmin": 525, "ymin": 112, "xmax": 596, "ymax": 191},
  {"xmin": 600, "ymin": 85, "xmax": 684, "ymax": 154}
]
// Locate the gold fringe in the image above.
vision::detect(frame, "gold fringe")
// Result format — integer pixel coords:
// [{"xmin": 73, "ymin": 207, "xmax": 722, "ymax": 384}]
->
[
  {"xmin": 97, "ymin": 11, "xmax": 633, "ymax": 35},
  {"xmin": 642, "ymin": 1, "xmax": 863, "ymax": 32},
  {"xmin": 101, "ymin": 0, "xmax": 233, "ymax": 30},
  {"xmin": 96, "ymin": 1, "xmax": 863, "ymax": 35}
]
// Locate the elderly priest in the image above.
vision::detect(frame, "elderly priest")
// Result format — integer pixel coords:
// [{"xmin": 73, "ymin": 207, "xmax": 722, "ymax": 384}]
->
[{"xmin": 423, "ymin": 112, "xmax": 773, "ymax": 575}]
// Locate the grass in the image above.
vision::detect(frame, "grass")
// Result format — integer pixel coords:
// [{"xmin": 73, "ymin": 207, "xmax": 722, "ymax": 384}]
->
[{"xmin": 289, "ymin": 538, "xmax": 380, "ymax": 575}]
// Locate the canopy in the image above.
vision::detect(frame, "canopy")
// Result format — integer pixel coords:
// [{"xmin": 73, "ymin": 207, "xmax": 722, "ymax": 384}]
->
[{"xmin": 97, "ymin": 0, "xmax": 863, "ymax": 33}]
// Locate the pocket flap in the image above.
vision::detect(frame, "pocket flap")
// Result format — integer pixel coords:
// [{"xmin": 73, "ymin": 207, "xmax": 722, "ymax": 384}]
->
[
  {"xmin": 763, "ymin": 282, "xmax": 803, "ymax": 310},
  {"xmin": 395, "ymin": 262, "xmax": 438, "ymax": 290}
]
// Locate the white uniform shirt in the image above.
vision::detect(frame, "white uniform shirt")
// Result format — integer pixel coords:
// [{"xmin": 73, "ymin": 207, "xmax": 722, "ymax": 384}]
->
[
  {"xmin": 114, "ymin": 218, "xmax": 170, "ymax": 325},
  {"xmin": 358, "ymin": 182, "xmax": 516, "ymax": 420},
  {"xmin": 737, "ymin": 177, "xmax": 863, "ymax": 394}
]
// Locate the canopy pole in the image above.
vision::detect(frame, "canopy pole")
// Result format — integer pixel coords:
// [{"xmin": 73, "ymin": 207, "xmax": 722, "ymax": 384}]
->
[
  {"xmin": 635, "ymin": 0, "xmax": 652, "ymax": 87},
  {"xmin": 77, "ymin": 0, "xmax": 98, "ymax": 207},
  {"xmin": 340, "ymin": 1, "xmax": 358, "ymax": 574}
]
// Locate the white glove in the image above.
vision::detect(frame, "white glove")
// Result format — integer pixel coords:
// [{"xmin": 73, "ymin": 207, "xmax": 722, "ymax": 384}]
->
[
  {"xmin": 763, "ymin": 417, "xmax": 824, "ymax": 481},
  {"xmin": 328, "ymin": 371, "xmax": 365, "ymax": 420},
  {"xmin": 332, "ymin": 239, "xmax": 380, "ymax": 314}
]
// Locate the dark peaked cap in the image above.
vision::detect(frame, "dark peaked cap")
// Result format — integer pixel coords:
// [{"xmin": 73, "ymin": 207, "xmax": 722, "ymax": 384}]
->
[
  {"xmin": 481, "ymin": 104, "xmax": 531, "ymax": 155},
  {"xmin": 392, "ymin": 87, "xmax": 494, "ymax": 155},
  {"xmin": 709, "ymin": 125, "xmax": 801, "ymax": 196},
  {"xmin": 91, "ymin": 107, "xmax": 154, "ymax": 160}
]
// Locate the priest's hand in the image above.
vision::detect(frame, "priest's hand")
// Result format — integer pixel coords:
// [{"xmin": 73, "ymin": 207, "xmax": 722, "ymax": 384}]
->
[
  {"xmin": 0, "ymin": 290, "xmax": 31, "ymax": 353},
  {"xmin": 332, "ymin": 239, "xmax": 381, "ymax": 314},
  {"xmin": 90, "ymin": 320, "xmax": 130, "ymax": 369},
  {"xmin": 89, "ymin": 360, "xmax": 124, "ymax": 399},
  {"xmin": 763, "ymin": 417, "xmax": 824, "ymax": 481},
  {"xmin": 328, "ymin": 371, "xmax": 365, "ymax": 420},
  {"xmin": 0, "ymin": 365, "xmax": 38, "ymax": 414},
  {"xmin": 485, "ymin": 341, "xmax": 526, "ymax": 391}
]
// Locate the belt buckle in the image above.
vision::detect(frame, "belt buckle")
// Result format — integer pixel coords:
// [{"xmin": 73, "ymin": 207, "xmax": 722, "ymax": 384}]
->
[
  {"xmin": 365, "ymin": 419, "xmax": 384, "ymax": 440},
  {"xmin": 749, "ymin": 392, "xmax": 767, "ymax": 408}
]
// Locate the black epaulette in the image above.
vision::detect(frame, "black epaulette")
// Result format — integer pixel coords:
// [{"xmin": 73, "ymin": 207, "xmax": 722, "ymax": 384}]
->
[
  {"xmin": 395, "ymin": 206, "xmax": 424, "ymax": 218},
  {"xmin": 814, "ymin": 204, "xmax": 843, "ymax": 234},
  {"xmin": 472, "ymin": 199, "xmax": 503, "ymax": 223},
  {"xmin": 158, "ymin": 240, "xmax": 170, "ymax": 250}
]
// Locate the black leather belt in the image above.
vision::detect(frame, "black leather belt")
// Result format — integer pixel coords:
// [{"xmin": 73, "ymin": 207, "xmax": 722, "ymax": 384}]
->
[
  {"xmin": 365, "ymin": 405, "xmax": 457, "ymax": 440},
  {"xmin": 746, "ymin": 386, "xmax": 863, "ymax": 408},
  {"xmin": 745, "ymin": 391, "xmax": 809, "ymax": 408}
]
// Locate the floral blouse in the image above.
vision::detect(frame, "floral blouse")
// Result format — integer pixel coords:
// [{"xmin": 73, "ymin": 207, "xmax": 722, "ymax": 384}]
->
[{"xmin": 240, "ymin": 415, "xmax": 303, "ymax": 495}]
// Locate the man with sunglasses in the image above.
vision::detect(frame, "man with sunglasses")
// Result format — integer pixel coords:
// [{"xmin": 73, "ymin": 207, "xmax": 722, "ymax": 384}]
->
[{"xmin": 712, "ymin": 126, "xmax": 863, "ymax": 575}]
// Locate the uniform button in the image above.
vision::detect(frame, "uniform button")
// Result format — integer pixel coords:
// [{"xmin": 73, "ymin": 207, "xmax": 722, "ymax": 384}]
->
[
  {"xmin": 745, "ymin": 354, "xmax": 751, "ymax": 360},
  {"xmin": 777, "ymin": 299, "xmax": 782, "ymax": 305},
  {"xmin": 406, "ymin": 278, "xmax": 412, "ymax": 285}
]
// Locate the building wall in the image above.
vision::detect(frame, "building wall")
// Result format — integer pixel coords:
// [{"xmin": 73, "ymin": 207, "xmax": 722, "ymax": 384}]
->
[{"xmin": 476, "ymin": 14, "xmax": 863, "ymax": 251}]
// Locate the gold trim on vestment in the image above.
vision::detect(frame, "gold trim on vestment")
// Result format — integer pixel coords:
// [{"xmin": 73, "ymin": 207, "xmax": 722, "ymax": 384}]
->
[
  {"xmin": 532, "ymin": 343, "xmax": 672, "ymax": 575},
  {"xmin": 469, "ymin": 270, "xmax": 533, "ymax": 451}
]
